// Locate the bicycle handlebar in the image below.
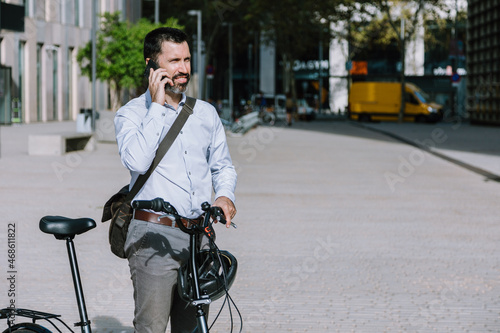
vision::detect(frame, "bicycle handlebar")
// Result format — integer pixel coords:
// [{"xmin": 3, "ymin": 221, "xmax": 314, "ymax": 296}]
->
[
  {"xmin": 132, "ymin": 198, "xmax": 178, "ymax": 215},
  {"xmin": 131, "ymin": 198, "xmax": 234, "ymax": 234}
]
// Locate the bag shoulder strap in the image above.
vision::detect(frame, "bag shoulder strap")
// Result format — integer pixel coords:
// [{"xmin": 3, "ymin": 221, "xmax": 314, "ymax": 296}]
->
[{"xmin": 126, "ymin": 97, "xmax": 196, "ymax": 200}]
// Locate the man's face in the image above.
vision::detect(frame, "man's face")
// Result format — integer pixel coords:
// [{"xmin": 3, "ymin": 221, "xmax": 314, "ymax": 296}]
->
[{"xmin": 157, "ymin": 41, "xmax": 191, "ymax": 94}]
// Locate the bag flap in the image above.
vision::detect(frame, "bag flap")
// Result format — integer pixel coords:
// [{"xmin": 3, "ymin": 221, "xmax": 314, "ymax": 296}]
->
[{"xmin": 101, "ymin": 185, "xmax": 130, "ymax": 222}]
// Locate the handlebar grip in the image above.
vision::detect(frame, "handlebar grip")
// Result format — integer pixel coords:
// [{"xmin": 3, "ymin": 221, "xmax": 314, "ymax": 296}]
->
[
  {"xmin": 132, "ymin": 198, "xmax": 165, "ymax": 212},
  {"xmin": 132, "ymin": 200, "xmax": 153, "ymax": 210}
]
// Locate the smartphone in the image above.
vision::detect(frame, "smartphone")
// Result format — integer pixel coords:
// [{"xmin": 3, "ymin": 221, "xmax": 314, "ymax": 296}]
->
[
  {"xmin": 143, "ymin": 59, "xmax": 159, "ymax": 77},
  {"xmin": 144, "ymin": 60, "xmax": 172, "ymax": 89}
]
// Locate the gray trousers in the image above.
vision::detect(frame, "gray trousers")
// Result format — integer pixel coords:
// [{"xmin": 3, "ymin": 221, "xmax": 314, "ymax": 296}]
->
[{"xmin": 125, "ymin": 218, "xmax": 208, "ymax": 333}]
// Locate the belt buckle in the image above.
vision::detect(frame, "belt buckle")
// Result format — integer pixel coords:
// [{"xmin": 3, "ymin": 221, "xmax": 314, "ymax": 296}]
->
[
  {"xmin": 157, "ymin": 213, "xmax": 170, "ymax": 224},
  {"xmin": 161, "ymin": 214, "xmax": 177, "ymax": 228}
]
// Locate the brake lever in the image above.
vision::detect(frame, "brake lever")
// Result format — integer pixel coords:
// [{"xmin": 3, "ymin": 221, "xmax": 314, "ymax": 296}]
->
[
  {"xmin": 211, "ymin": 206, "xmax": 237, "ymax": 229},
  {"xmin": 201, "ymin": 201, "xmax": 237, "ymax": 228},
  {"xmin": 162, "ymin": 201, "xmax": 178, "ymax": 215}
]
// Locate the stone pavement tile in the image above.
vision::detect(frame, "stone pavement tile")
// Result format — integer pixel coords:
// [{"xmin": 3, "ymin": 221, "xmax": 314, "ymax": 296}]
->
[
  {"xmin": 361, "ymin": 121, "xmax": 500, "ymax": 178},
  {"xmin": 220, "ymin": 121, "xmax": 500, "ymax": 332},
  {"xmin": 0, "ymin": 120, "xmax": 499, "ymax": 332}
]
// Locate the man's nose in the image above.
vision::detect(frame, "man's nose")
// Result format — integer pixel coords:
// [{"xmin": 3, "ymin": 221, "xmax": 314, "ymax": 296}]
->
[{"xmin": 179, "ymin": 61, "xmax": 189, "ymax": 74}]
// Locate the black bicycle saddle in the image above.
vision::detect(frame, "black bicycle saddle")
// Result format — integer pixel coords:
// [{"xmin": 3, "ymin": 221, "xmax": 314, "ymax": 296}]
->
[{"xmin": 40, "ymin": 216, "xmax": 96, "ymax": 239}]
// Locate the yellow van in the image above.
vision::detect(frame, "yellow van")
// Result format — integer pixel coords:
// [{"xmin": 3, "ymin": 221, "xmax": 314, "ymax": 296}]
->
[{"xmin": 348, "ymin": 82, "xmax": 443, "ymax": 123}]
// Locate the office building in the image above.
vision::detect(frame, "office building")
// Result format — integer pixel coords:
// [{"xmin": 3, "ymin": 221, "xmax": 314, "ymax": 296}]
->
[{"xmin": 0, "ymin": 0, "xmax": 140, "ymax": 124}]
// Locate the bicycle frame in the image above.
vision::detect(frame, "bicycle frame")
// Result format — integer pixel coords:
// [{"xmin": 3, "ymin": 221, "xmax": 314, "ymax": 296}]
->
[
  {"xmin": 132, "ymin": 199, "xmax": 229, "ymax": 333},
  {"xmin": 2, "ymin": 204, "xmax": 237, "ymax": 333},
  {"xmin": 187, "ymin": 213, "xmax": 214, "ymax": 333}
]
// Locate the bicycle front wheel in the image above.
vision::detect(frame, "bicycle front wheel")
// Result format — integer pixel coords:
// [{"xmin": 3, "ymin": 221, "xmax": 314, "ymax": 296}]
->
[
  {"xmin": 260, "ymin": 112, "xmax": 276, "ymax": 125},
  {"xmin": 2, "ymin": 322, "xmax": 51, "ymax": 333}
]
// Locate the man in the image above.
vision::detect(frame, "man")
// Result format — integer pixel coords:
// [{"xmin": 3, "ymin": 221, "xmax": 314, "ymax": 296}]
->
[{"xmin": 114, "ymin": 27, "xmax": 237, "ymax": 333}]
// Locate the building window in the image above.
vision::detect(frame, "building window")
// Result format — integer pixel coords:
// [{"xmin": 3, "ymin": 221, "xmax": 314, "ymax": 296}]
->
[
  {"xmin": 36, "ymin": 43, "xmax": 42, "ymax": 121},
  {"xmin": 65, "ymin": 48, "xmax": 74, "ymax": 120},
  {"xmin": 52, "ymin": 48, "xmax": 58, "ymax": 120},
  {"xmin": 25, "ymin": 0, "xmax": 30, "ymax": 17},
  {"xmin": 15, "ymin": 41, "xmax": 25, "ymax": 123},
  {"xmin": 35, "ymin": 0, "xmax": 45, "ymax": 21},
  {"xmin": 46, "ymin": 0, "xmax": 62, "ymax": 23},
  {"xmin": 75, "ymin": 0, "xmax": 80, "ymax": 26}
]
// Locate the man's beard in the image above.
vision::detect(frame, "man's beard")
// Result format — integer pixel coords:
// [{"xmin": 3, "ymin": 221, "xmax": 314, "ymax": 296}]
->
[{"xmin": 166, "ymin": 73, "xmax": 190, "ymax": 94}]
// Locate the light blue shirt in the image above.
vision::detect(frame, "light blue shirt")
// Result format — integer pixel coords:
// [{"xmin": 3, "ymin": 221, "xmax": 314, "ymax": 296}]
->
[{"xmin": 114, "ymin": 91, "xmax": 237, "ymax": 218}]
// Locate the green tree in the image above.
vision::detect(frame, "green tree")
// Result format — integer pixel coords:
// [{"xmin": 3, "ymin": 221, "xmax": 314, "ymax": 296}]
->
[{"xmin": 77, "ymin": 12, "xmax": 183, "ymax": 111}]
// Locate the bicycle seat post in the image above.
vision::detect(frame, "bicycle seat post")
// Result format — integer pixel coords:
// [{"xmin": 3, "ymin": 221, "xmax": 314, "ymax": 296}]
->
[{"xmin": 66, "ymin": 237, "xmax": 92, "ymax": 333}]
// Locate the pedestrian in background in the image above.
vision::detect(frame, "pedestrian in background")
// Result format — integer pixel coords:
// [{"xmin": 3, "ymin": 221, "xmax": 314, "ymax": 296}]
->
[{"xmin": 286, "ymin": 92, "xmax": 296, "ymax": 126}]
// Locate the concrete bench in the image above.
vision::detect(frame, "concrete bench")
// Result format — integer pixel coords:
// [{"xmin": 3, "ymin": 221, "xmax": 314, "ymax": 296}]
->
[
  {"xmin": 231, "ymin": 111, "xmax": 260, "ymax": 135},
  {"xmin": 28, "ymin": 132, "xmax": 95, "ymax": 156}
]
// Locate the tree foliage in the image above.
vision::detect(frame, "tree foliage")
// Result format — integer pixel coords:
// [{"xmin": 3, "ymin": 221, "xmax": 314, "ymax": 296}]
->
[
  {"xmin": 78, "ymin": 1, "xmax": 462, "ymax": 110},
  {"xmin": 77, "ymin": 12, "xmax": 183, "ymax": 110}
]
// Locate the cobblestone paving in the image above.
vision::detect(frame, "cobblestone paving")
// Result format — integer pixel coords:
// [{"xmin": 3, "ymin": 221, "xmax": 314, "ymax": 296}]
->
[{"xmin": 0, "ymin": 120, "xmax": 499, "ymax": 332}]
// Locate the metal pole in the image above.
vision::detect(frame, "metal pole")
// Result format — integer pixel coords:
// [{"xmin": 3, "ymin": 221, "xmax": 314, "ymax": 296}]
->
[
  {"xmin": 319, "ymin": 31, "xmax": 323, "ymax": 114},
  {"xmin": 197, "ymin": 12, "xmax": 202, "ymax": 100},
  {"xmin": 398, "ymin": 18, "xmax": 405, "ymax": 123},
  {"xmin": 91, "ymin": 0, "xmax": 97, "ymax": 131},
  {"xmin": 248, "ymin": 44, "xmax": 252, "ymax": 97},
  {"xmin": 188, "ymin": 10, "xmax": 202, "ymax": 99},
  {"xmin": 155, "ymin": 0, "xmax": 159, "ymax": 23},
  {"xmin": 228, "ymin": 23, "xmax": 233, "ymax": 121},
  {"xmin": 451, "ymin": 0, "xmax": 458, "ymax": 117}
]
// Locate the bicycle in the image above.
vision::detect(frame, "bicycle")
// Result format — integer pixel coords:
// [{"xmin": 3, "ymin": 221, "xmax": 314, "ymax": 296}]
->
[
  {"xmin": 131, "ymin": 199, "xmax": 241, "ymax": 333},
  {"xmin": 1, "ymin": 201, "xmax": 241, "ymax": 333}
]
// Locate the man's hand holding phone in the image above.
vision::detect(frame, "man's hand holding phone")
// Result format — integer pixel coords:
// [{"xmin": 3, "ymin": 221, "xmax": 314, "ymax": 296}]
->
[{"xmin": 146, "ymin": 60, "xmax": 173, "ymax": 105}]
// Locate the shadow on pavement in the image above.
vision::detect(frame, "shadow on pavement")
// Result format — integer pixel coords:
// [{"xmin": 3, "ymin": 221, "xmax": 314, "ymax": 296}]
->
[
  {"xmin": 92, "ymin": 316, "xmax": 134, "ymax": 333},
  {"xmin": 288, "ymin": 116, "xmax": 500, "ymax": 159}
]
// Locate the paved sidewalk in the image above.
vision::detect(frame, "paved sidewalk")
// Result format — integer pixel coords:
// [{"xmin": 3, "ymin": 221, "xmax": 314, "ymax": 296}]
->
[
  {"xmin": 0, "ymin": 119, "xmax": 499, "ymax": 332},
  {"xmin": 359, "ymin": 119, "xmax": 500, "ymax": 181}
]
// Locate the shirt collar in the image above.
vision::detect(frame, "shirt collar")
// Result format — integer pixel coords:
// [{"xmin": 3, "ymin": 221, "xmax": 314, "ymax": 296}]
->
[{"xmin": 145, "ymin": 89, "xmax": 187, "ymax": 111}]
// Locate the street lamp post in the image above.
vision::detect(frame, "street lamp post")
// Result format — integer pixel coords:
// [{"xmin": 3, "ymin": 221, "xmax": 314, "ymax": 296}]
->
[
  {"xmin": 222, "ymin": 22, "xmax": 233, "ymax": 121},
  {"xmin": 91, "ymin": 0, "xmax": 97, "ymax": 131},
  {"xmin": 188, "ymin": 10, "xmax": 202, "ymax": 99},
  {"xmin": 398, "ymin": 18, "xmax": 406, "ymax": 123},
  {"xmin": 228, "ymin": 23, "xmax": 233, "ymax": 121},
  {"xmin": 154, "ymin": 0, "xmax": 159, "ymax": 23}
]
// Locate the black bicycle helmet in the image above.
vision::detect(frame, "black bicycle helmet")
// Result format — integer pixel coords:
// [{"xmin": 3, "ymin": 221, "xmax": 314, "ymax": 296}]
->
[{"xmin": 178, "ymin": 249, "xmax": 238, "ymax": 302}]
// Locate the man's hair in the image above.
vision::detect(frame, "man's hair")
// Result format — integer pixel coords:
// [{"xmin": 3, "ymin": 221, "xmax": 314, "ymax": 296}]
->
[{"xmin": 143, "ymin": 27, "xmax": 189, "ymax": 61}]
